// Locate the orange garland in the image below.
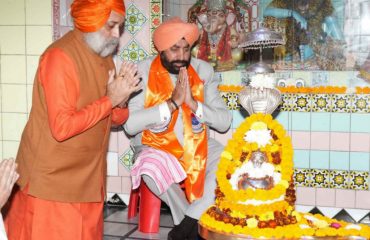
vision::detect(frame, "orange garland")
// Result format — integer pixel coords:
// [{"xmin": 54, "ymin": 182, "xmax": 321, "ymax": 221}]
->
[{"xmin": 217, "ymin": 85, "xmax": 370, "ymax": 94}]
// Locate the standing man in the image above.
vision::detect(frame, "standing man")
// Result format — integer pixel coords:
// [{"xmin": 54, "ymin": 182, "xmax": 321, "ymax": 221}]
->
[
  {"xmin": 4, "ymin": 1, "xmax": 141, "ymax": 239},
  {"xmin": 124, "ymin": 17, "xmax": 232, "ymax": 240}
]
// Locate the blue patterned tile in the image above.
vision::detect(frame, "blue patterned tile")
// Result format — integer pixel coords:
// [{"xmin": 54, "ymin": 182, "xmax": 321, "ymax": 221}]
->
[
  {"xmin": 120, "ymin": 39, "xmax": 149, "ymax": 63},
  {"xmin": 125, "ymin": 3, "xmax": 147, "ymax": 35},
  {"xmin": 119, "ymin": 147, "xmax": 134, "ymax": 170}
]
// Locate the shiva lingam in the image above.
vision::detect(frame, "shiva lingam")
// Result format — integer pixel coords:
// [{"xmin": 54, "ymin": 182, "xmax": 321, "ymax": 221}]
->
[{"xmin": 236, "ymin": 151, "xmax": 275, "ymax": 190}]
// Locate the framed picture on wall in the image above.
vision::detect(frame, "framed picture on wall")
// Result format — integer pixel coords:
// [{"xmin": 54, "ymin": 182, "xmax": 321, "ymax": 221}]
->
[{"xmin": 259, "ymin": 0, "xmax": 370, "ymax": 73}]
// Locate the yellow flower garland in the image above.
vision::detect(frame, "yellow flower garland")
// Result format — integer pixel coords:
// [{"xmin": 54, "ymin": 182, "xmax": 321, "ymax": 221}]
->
[
  {"xmin": 217, "ymin": 113, "xmax": 293, "ymax": 203},
  {"xmin": 217, "ymin": 84, "xmax": 370, "ymax": 94},
  {"xmin": 218, "ymin": 200, "xmax": 290, "ymax": 217},
  {"xmin": 200, "ymin": 212, "xmax": 370, "ymax": 238},
  {"xmin": 199, "ymin": 112, "xmax": 370, "ymax": 239}
]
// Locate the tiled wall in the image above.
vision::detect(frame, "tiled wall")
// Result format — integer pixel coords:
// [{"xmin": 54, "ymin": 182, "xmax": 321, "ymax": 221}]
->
[
  {"xmin": 0, "ymin": 0, "xmax": 52, "ymax": 159},
  {"xmin": 218, "ymin": 68, "xmax": 370, "ymax": 221},
  {"xmin": 2, "ymin": 0, "xmax": 370, "ymax": 222}
]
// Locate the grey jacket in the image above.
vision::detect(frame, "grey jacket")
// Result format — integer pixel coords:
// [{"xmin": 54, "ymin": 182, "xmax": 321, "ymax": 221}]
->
[{"xmin": 124, "ymin": 56, "xmax": 232, "ymax": 149}]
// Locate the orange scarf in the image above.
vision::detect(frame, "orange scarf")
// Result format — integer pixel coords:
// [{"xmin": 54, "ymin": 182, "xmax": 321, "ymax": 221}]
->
[{"xmin": 142, "ymin": 56, "xmax": 208, "ymax": 202}]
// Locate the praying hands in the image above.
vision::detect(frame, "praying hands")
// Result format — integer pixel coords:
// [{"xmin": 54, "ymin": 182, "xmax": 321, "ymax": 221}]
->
[{"xmin": 0, "ymin": 158, "xmax": 19, "ymax": 209}]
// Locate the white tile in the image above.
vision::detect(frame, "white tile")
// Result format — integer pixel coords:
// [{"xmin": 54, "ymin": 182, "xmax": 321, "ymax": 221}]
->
[
  {"xmin": 103, "ymin": 222, "xmax": 137, "ymax": 237},
  {"xmin": 295, "ymin": 205, "xmax": 315, "ymax": 213},
  {"xmin": 2, "ymin": 140, "xmax": 20, "ymax": 159},
  {"xmin": 0, "ymin": 141, "xmax": 3, "ymax": 159},
  {"xmin": 0, "ymin": 0, "xmax": 25, "ymax": 25},
  {"xmin": 316, "ymin": 206, "xmax": 342, "ymax": 219},
  {"xmin": 1, "ymin": 55, "xmax": 26, "ymax": 84},
  {"xmin": 346, "ymin": 208, "xmax": 370, "ymax": 222},
  {"xmin": 26, "ymin": 26, "xmax": 52, "ymax": 55},
  {"xmin": 117, "ymin": 193, "xmax": 130, "ymax": 206},
  {"xmin": 128, "ymin": 227, "xmax": 171, "ymax": 239},
  {"xmin": 26, "ymin": 0, "xmax": 52, "ymax": 25},
  {"xmin": 2, "ymin": 113, "xmax": 27, "ymax": 141},
  {"xmin": 26, "ymin": 84, "xmax": 33, "ymax": 113},
  {"xmin": 0, "ymin": 114, "xmax": 2, "ymax": 139},
  {"xmin": 1, "ymin": 84, "xmax": 28, "ymax": 113},
  {"xmin": 105, "ymin": 210, "xmax": 138, "ymax": 224},
  {"xmin": 107, "ymin": 152, "xmax": 119, "ymax": 176},
  {"xmin": 0, "ymin": 26, "xmax": 26, "ymax": 55},
  {"xmin": 26, "ymin": 55, "xmax": 39, "ymax": 84}
]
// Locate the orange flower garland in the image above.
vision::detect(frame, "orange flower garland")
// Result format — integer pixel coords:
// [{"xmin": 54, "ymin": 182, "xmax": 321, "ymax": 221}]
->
[
  {"xmin": 217, "ymin": 84, "xmax": 370, "ymax": 94},
  {"xmin": 217, "ymin": 113, "xmax": 293, "ymax": 202},
  {"xmin": 199, "ymin": 112, "xmax": 370, "ymax": 238}
]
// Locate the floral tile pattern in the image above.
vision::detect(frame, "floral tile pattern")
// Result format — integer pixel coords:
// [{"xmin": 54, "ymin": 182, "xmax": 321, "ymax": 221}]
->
[
  {"xmin": 293, "ymin": 168, "xmax": 311, "ymax": 187},
  {"xmin": 291, "ymin": 94, "xmax": 312, "ymax": 112},
  {"xmin": 351, "ymin": 94, "xmax": 370, "ymax": 113},
  {"xmin": 280, "ymin": 93, "xmax": 293, "ymax": 111},
  {"xmin": 120, "ymin": 39, "xmax": 148, "ymax": 63},
  {"xmin": 294, "ymin": 169, "xmax": 369, "ymax": 190},
  {"xmin": 119, "ymin": 147, "xmax": 134, "ymax": 170},
  {"xmin": 311, "ymin": 94, "xmax": 331, "ymax": 112},
  {"xmin": 125, "ymin": 4, "xmax": 147, "ymax": 35},
  {"xmin": 329, "ymin": 170, "xmax": 350, "ymax": 189},
  {"xmin": 223, "ymin": 92, "xmax": 240, "ymax": 110},
  {"xmin": 150, "ymin": 1, "xmax": 161, "ymax": 55},
  {"xmin": 332, "ymin": 94, "xmax": 353, "ymax": 113},
  {"xmin": 220, "ymin": 92, "xmax": 370, "ymax": 113},
  {"xmin": 349, "ymin": 171, "xmax": 369, "ymax": 190},
  {"xmin": 311, "ymin": 169, "xmax": 330, "ymax": 188}
]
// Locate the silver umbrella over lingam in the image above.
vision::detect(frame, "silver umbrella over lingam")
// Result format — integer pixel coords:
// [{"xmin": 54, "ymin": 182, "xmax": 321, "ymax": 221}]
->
[{"xmin": 239, "ymin": 24, "xmax": 285, "ymax": 74}]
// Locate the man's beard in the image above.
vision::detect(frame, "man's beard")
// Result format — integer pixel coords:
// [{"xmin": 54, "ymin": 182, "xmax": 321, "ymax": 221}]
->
[
  {"xmin": 84, "ymin": 31, "xmax": 119, "ymax": 57},
  {"xmin": 160, "ymin": 52, "xmax": 191, "ymax": 74}
]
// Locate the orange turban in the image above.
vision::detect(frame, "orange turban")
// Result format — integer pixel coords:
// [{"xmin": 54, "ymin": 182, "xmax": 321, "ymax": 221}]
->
[
  {"xmin": 71, "ymin": 0, "xmax": 125, "ymax": 33},
  {"xmin": 153, "ymin": 17, "xmax": 199, "ymax": 52}
]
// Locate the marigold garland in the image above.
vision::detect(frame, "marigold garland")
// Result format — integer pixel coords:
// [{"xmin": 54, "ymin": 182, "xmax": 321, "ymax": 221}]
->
[
  {"xmin": 217, "ymin": 113, "xmax": 293, "ymax": 202},
  {"xmin": 218, "ymin": 84, "xmax": 370, "ymax": 94},
  {"xmin": 218, "ymin": 200, "xmax": 290, "ymax": 217},
  {"xmin": 200, "ymin": 212, "xmax": 370, "ymax": 238},
  {"xmin": 199, "ymin": 112, "xmax": 370, "ymax": 239}
]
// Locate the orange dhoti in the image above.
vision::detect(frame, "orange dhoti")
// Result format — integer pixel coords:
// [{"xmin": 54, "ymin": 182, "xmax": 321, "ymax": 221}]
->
[{"xmin": 4, "ymin": 188, "xmax": 103, "ymax": 240}]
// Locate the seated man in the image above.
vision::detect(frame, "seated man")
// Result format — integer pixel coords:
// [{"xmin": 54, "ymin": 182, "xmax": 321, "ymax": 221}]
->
[{"xmin": 124, "ymin": 17, "xmax": 232, "ymax": 240}]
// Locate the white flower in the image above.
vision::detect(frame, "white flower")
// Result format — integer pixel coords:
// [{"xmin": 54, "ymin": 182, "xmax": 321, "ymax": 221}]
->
[
  {"xmin": 250, "ymin": 74, "xmax": 275, "ymax": 90},
  {"xmin": 345, "ymin": 224, "xmax": 361, "ymax": 230},
  {"xmin": 244, "ymin": 129, "xmax": 272, "ymax": 147}
]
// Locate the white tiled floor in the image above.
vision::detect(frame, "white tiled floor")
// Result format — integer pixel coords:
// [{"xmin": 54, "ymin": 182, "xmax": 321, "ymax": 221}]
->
[{"xmin": 103, "ymin": 205, "xmax": 176, "ymax": 240}]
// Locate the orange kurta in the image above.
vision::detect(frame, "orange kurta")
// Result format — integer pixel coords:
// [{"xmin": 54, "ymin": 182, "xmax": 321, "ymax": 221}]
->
[
  {"xmin": 5, "ymin": 29, "xmax": 127, "ymax": 240},
  {"xmin": 15, "ymin": 29, "xmax": 127, "ymax": 203}
]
